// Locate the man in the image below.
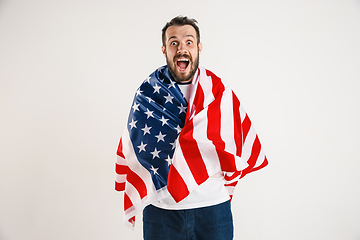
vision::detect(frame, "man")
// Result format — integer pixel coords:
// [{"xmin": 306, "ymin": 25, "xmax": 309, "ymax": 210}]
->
[{"xmin": 115, "ymin": 16, "xmax": 268, "ymax": 240}]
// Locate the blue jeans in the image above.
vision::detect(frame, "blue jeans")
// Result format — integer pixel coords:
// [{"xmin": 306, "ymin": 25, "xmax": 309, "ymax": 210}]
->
[{"xmin": 143, "ymin": 200, "xmax": 233, "ymax": 240}]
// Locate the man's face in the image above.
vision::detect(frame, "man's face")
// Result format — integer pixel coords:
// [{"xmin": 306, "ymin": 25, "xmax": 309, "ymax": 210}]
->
[{"xmin": 162, "ymin": 25, "xmax": 202, "ymax": 83}]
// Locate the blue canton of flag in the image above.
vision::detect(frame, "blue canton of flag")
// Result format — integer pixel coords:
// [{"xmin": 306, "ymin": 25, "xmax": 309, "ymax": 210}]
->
[{"xmin": 126, "ymin": 66, "xmax": 188, "ymax": 190}]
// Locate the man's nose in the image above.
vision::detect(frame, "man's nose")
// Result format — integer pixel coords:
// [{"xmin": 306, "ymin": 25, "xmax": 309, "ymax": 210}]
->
[{"xmin": 177, "ymin": 42, "xmax": 188, "ymax": 54}]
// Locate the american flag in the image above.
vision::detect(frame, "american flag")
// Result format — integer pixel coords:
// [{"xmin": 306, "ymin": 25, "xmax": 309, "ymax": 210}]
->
[{"xmin": 115, "ymin": 66, "xmax": 268, "ymax": 227}]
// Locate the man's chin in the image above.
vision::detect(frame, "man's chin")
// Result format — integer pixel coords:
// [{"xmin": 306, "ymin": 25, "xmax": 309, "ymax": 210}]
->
[
  {"xmin": 168, "ymin": 67, "xmax": 190, "ymax": 83},
  {"xmin": 167, "ymin": 60, "xmax": 198, "ymax": 83},
  {"xmin": 175, "ymin": 72, "xmax": 191, "ymax": 82}
]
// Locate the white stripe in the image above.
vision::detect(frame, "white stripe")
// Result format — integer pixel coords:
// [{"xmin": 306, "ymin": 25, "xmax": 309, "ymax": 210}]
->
[
  {"xmin": 187, "ymin": 69, "xmax": 200, "ymax": 120},
  {"xmin": 225, "ymin": 185, "xmax": 235, "ymax": 195},
  {"xmin": 192, "ymin": 107, "xmax": 220, "ymax": 176},
  {"xmin": 239, "ymin": 126, "xmax": 257, "ymax": 164},
  {"xmin": 115, "ymin": 154, "xmax": 127, "ymax": 184},
  {"xmin": 121, "ymin": 128, "xmax": 163, "ymax": 228},
  {"xmin": 200, "ymin": 68, "xmax": 215, "ymax": 108},
  {"xmin": 238, "ymin": 103, "xmax": 265, "ymax": 170},
  {"xmin": 116, "ymin": 154, "xmax": 126, "ymax": 164},
  {"xmin": 115, "ymin": 174, "xmax": 126, "ymax": 184},
  {"xmin": 220, "ymin": 86, "xmax": 237, "ymax": 155},
  {"xmin": 172, "ymin": 143, "xmax": 198, "ymax": 191},
  {"xmin": 192, "ymin": 71, "xmax": 221, "ymax": 176},
  {"xmin": 235, "ymin": 155, "xmax": 249, "ymax": 170},
  {"xmin": 239, "ymin": 104, "xmax": 247, "ymax": 123},
  {"xmin": 224, "ymin": 171, "xmax": 242, "ymax": 184},
  {"xmin": 121, "ymin": 129, "xmax": 165, "ymax": 227},
  {"xmin": 123, "ymin": 182, "xmax": 140, "ymax": 228},
  {"xmin": 124, "ymin": 181, "xmax": 141, "ymax": 214},
  {"xmin": 254, "ymin": 148, "xmax": 266, "ymax": 168},
  {"xmin": 121, "ymin": 129, "xmax": 155, "ymax": 194}
]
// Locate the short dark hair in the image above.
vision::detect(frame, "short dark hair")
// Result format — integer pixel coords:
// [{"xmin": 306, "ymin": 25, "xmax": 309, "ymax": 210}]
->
[{"xmin": 162, "ymin": 16, "xmax": 200, "ymax": 47}]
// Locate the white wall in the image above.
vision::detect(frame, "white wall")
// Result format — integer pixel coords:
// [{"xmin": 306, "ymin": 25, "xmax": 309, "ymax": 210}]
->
[{"xmin": 1, "ymin": 0, "xmax": 359, "ymax": 239}]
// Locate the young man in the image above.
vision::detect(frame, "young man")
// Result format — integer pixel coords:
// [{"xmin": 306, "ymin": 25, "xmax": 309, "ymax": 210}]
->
[{"xmin": 115, "ymin": 16, "xmax": 268, "ymax": 240}]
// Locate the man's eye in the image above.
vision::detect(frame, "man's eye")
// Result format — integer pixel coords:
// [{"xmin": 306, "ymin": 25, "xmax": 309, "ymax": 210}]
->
[
  {"xmin": 187, "ymin": 41, "xmax": 192, "ymax": 44},
  {"xmin": 171, "ymin": 42, "xmax": 177, "ymax": 46}
]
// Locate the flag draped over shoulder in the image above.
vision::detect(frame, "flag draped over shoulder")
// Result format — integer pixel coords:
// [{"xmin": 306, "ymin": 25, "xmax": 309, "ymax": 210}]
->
[{"xmin": 115, "ymin": 66, "xmax": 268, "ymax": 228}]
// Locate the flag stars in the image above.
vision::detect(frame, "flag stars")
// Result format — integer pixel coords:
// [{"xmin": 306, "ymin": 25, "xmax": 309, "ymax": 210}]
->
[
  {"xmin": 136, "ymin": 88, "xmax": 142, "ymax": 96},
  {"xmin": 137, "ymin": 141, "xmax": 147, "ymax": 153},
  {"xmin": 144, "ymin": 76, "xmax": 151, "ymax": 83},
  {"xmin": 144, "ymin": 108, "xmax": 154, "ymax": 119},
  {"xmin": 164, "ymin": 93, "xmax": 174, "ymax": 104},
  {"xmin": 150, "ymin": 165, "xmax": 159, "ymax": 175},
  {"xmin": 175, "ymin": 125, "xmax": 182, "ymax": 134},
  {"xmin": 170, "ymin": 141, "xmax": 176, "ymax": 150},
  {"xmin": 159, "ymin": 116, "xmax": 169, "ymax": 126},
  {"xmin": 150, "ymin": 148, "xmax": 161, "ymax": 159},
  {"xmin": 146, "ymin": 96, "xmax": 154, "ymax": 104},
  {"xmin": 153, "ymin": 84, "xmax": 161, "ymax": 94},
  {"xmin": 168, "ymin": 81, "xmax": 176, "ymax": 89},
  {"xmin": 155, "ymin": 131, "xmax": 166, "ymax": 142},
  {"xmin": 165, "ymin": 155, "xmax": 172, "ymax": 166},
  {"xmin": 129, "ymin": 119, "xmax": 137, "ymax": 129},
  {"xmin": 178, "ymin": 103, "xmax": 187, "ymax": 114},
  {"xmin": 141, "ymin": 124, "xmax": 152, "ymax": 135},
  {"xmin": 132, "ymin": 102, "xmax": 140, "ymax": 112}
]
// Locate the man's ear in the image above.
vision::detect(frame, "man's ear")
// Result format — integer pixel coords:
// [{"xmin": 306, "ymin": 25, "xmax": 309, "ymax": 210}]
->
[
  {"xmin": 161, "ymin": 46, "xmax": 166, "ymax": 57},
  {"xmin": 198, "ymin": 42, "xmax": 203, "ymax": 54}
]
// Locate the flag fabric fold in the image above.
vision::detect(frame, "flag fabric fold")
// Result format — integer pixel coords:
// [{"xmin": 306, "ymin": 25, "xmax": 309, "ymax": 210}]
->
[{"xmin": 115, "ymin": 66, "xmax": 268, "ymax": 227}]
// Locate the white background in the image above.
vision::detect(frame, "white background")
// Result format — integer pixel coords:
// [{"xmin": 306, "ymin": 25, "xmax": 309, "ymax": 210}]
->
[{"xmin": 1, "ymin": 0, "xmax": 360, "ymax": 239}]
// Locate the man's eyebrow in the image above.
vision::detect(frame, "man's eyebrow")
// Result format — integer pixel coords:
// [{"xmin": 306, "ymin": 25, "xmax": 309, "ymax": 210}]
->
[
  {"xmin": 168, "ymin": 35, "xmax": 195, "ymax": 42},
  {"xmin": 168, "ymin": 36, "xmax": 177, "ymax": 41}
]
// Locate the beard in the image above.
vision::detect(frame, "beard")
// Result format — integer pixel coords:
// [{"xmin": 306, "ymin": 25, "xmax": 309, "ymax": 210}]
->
[{"xmin": 166, "ymin": 51, "xmax": 199, "ymax": 83}]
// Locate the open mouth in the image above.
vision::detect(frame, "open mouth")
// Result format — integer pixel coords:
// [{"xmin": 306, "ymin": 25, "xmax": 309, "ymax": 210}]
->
[{"xmin": 176, "ymin": 58, "xmax": 190, "ymax": 72}]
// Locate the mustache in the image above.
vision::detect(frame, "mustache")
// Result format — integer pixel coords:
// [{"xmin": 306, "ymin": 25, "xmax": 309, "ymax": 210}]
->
[{"xmin": 174, "ymin": 54, "xmax": 192, "ymax": 62}]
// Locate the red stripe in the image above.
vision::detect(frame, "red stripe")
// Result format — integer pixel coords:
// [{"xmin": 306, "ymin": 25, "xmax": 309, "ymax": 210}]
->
[
  {"xmin": 240, "ymin": 136, "xmax": 261, "ymax": 177},
  {"xmin": 167, "ymin": 166, "xmax": 190, "ymax": 202},
  {"xmin": 252, "ymin": 156, "xmax": 268, "ymax": 172},
  {"xmin": 224, "ymin": 181, "xmax": 238, "ymax": 187},
  {"xmin": 115, "ymin": 181, "xmax": 125, "ymax": 191},
  {"xmin": 206, "ymin": 78, "xmax": 236, "ymax": 172},
  {"xmin": 216, "ymin": 149, "xmax": 236, "ymax": 172},
  {"xmin": 126, "ymin": 169, "xmax": 147, "ymax": 199},
  {"xmin": 224, "ymin": 171, "xmax": 241, "ymax": 182},
  {"xmin": 117, "ymin": 137, "xmax": 125, "ymax": 158},
  {"xmin": 206, "ymin": 70, "xmax": 225, "ymax": 98},
  {"xmin": 242, "ymin": 115, "xmax": 251, "ymax": 141},
  {"xmin": 206, "ymin": 94, "xmax": 224, "ymax": 156},
  {"xmin": 179, "ymin": 120, "xmax": 209, "ymax": 185},
  {"xmin": 232, "ymin": 92, "xmax": 243, "ymax": 157},
  {"xmin": 124, "ymin": 194, "xmax": 137, "ymax": 225},
  {"xmin": 248, "ymin": 136, "xmax": 261, "ymax": 167},
  {"xmin": 124, "ymin": 193, "xmax": 133, "ymax": 211},
  {"xmin": 193, "ymin": 84, "xmax": 205, "ymax": 115},
  {"xmin": 129, "ymin": 216, "xmax": 135, "ymax": 225},
  {"xmin": 115, "ymin": 163, "xmax": 127, "ymax": 175},
  {"xmin": 207, "ymin": 69, "xmax": 225, "ymax": 98}
]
